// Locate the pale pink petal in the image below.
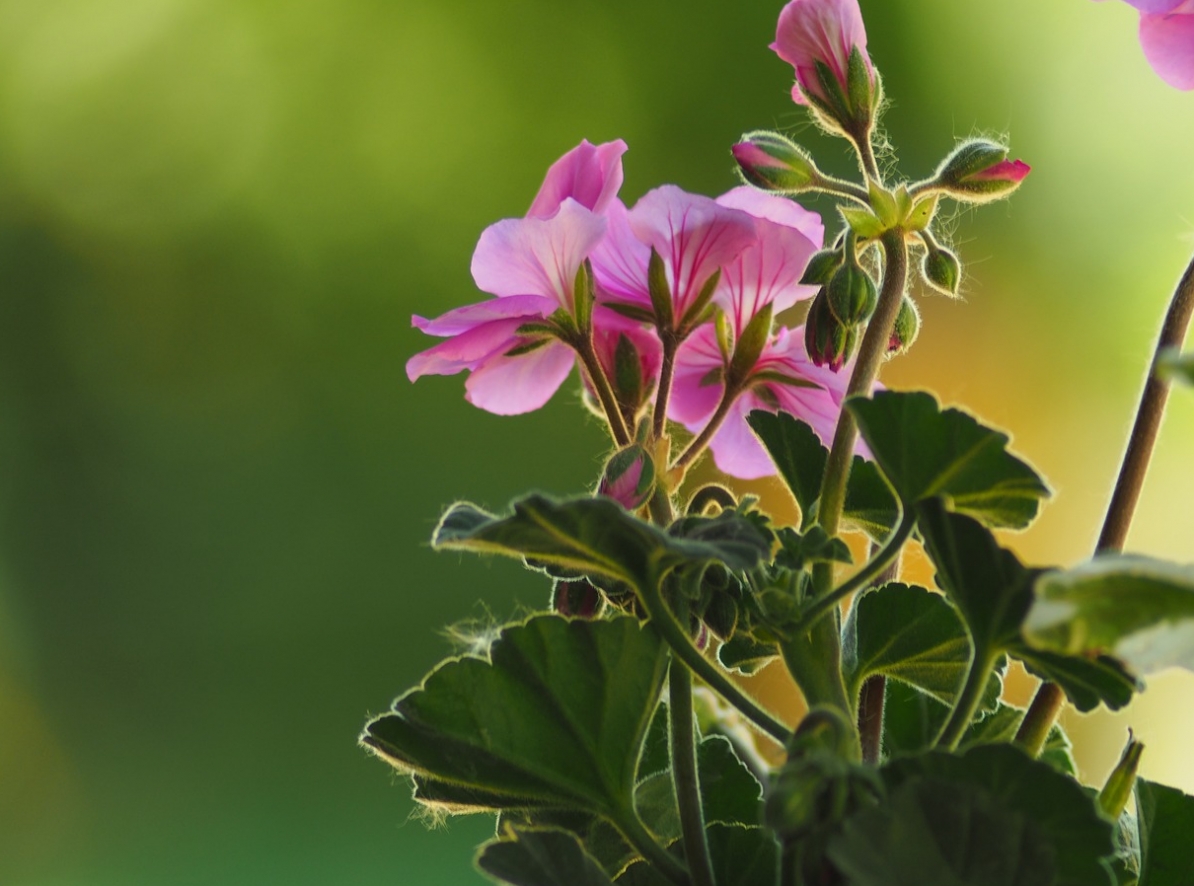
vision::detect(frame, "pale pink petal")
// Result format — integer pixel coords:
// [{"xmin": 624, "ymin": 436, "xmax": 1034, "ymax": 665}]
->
[
  {"xmin": 771, "ymin": 0, "xmax": 871, "ymax": 103},
  {"xmin": 413, "ymin": 294, "xmax": 558, "ymax": 336},
  {"xmin": 464, "ymin": 339, "xmax": 575, "ymax": 415},
  {"xmin": 705, "ymin": 395, "xmax": 783, "ymax": 480},
  {"xmin": 471, "ymin": 199, "xmax": 607, "ymax": 307},
  {"xmin": 590, "ymin": 199, "xmax": 652, "ymax": 307},
  {"xmin": 406, "ymin": 318, "xmax": 527, "ymax": 380},
  {"xmin": 591, "ymin": 307, "xmax": 663, "ymax": 388},
  {"xmin": 628, "ymin": 186, "xmax": 757, "ymax": 317},
  {"xmin": 1117, "ymin": 0, "xmax": 1186, "ymax": 13},
  {"xmin": 669, "ymin": 325, "xmax": 727, "ymax": 426},
  {"xmin": 715, "ymin": 187, "xmax": 823, "ymax": 334},
  {"xmin": 527, "ymin": 140, "xmax": 628, "ymax": 219},
  {"xmin": 1140, "ymin": 8, "xmax": 1194, "ymax": 89}
]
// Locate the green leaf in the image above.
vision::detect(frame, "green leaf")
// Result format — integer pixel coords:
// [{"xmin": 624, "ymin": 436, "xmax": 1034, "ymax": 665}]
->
[
  {"xmin": 617, "ymin": 825, "xmax": 779, "ymax": 886},
  {"xmin": 1025, "ymin": 555, "xmax": 1194, "ymax": 676},
  {"xmin": 906, "ymin": 194, "xmax": 939, "ymax": 232},
  {"xmin": 840, "ymin": 204, "xmax": 886, "ymax": 240},
  {"xmin": 843, "ymin": 583, "xmax": 973, "ymax": 704},
  {"xmin": 842, "ymin": 456, "xmax": 899, "ymax": 541},
  {"xmin": 717, "ymin": 634, "xmax": 779, "ymax": 676},
  {"xmin": 848, "ymin": 390, "xmax": 1050, "ymax": 529},
  {"xmin": 1010, "ymin": 643, "xmax": 1139, "ymax": 713},
  {"xmin": 634, "ymin": 735, "xmax": 763, "ymax": 842},
  {"xmin": 868, "ymin": 745, "xmax": 1115, "ymax": 886},
  {"xmin": 959, "ymin": 703, "xmax": 1076, "ymax": 776},
  {"xmin": 435, "ymin": 494, "xmax": 768, "ymax": 593},
  {"xmin": 879, "ymin": 670, "xmax": 1006, "ymax": 759},
  {"xmin": 917, "ymin": 498, "xmax": 1040, "ymax": 652},
  {"xmin": 499, "ymin": 810, "xmax": 636, "ymax": 879},
  {"xmin": 479, "ymin": 827, "xmax": 616, "ymax": 886},
  {"xmin": 361, "ymin": 615, "xmax": 667, "ymax": 817},
  {"xmin": 1157, "ymin": 347, "xmax": 1194, "ymax": 388},
  {"xmin": 1135, "ymin": 779, "xmax": 1194, "ymax": 886}
]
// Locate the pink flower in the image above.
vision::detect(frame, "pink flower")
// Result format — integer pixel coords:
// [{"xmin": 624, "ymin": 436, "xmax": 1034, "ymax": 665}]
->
[
  {"xmin": 406, "ymin": 199, "xmax": 606, "ymax": 415},
  {"xmin": 771, "ymin": 0, "xmax": 873, "ymax": 106},
  {"xmin": 589, "ymin": 307, "xmax": 663, "ymax": 414},
  {"xmin": 670, "ymin": 326, "xmax": 851, "ymax": 479},
  {"xmin": 1095, "ymin": 0, "xmax": 1194, "ymax": 89},
  {"xmin": 591, "ymin": 186, "xmax": 757, "ymax": 327},
  {"xmin": 527, "ymin": 139, "xmax": 628, "ymax": 219},
  {"xmin": 597, "ymin": 444, "xmax": 655, "ymax": 509}
]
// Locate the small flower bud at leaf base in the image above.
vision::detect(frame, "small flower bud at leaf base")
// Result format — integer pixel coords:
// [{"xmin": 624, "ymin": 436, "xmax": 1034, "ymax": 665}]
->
[
  {"xmin": 598, "ymin": 444, "xmax": 656, "ymax": 510},
  {"xmin": 825, "ymin": 257, "xmax": 877, "ymax": 326},
  {"xmin": 799, "ymin": 248, "xmax": 843, "ymax": 286},
  {"xmin": 887, "ymin": 296, "xmax": 919, "ymax": 356},
  {"xmin": 804, "ymin": 292, "xmax": 858, "ymax": 372},
  {"xmin": 552, "ymin": 580, "xmax": 601, "ymax": 619},
  {"xmin": 1099, "ymin": 736, "xmax": 1144, "ymax": 820},
  {"xmin": 935, "ymin": 139, "xmax": 1030, "ymax": 204},
  {"xmin": 922, "ymin": 244, "xmax": 961, "ymax": 296},
  {"xmin": 732, "ymin": 131, "xmax": 821, "ymax": 193}
]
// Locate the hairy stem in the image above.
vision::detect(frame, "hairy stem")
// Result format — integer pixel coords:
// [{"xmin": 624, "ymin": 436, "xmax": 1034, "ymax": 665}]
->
[
  {"xmin": 1020, "ymin": 251, "xmax": 1194, "ymax": 750},
  {"xmin": 575, "ymin": 337, "xmax": 632, "ymax": 447},
  {"xmin": 669, "ymin": 656, "xmax": 716, "ymax": 886},
  {"xmin": 779, "ymin": 618, "xmax": 860, "ymax": 760},
  {"xmin": 857, "ymin": 676, "xmax": 886, "ymax": 766},
  {"xmin": 935, "ymin": 645, "xmax": 997, "ymax": 751},
  {"xmin": 653, "ymin": 333, "xmax": 680, "ymax": 440},
  {"xmin": 638, "ymin": 578, "xmax": 791, "ymax": 746}
]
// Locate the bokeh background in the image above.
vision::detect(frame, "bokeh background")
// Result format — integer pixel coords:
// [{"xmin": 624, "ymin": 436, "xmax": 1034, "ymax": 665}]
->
[{"xmin": 1, "ymin": 0, "xmax": 1192, "ymax": 883}]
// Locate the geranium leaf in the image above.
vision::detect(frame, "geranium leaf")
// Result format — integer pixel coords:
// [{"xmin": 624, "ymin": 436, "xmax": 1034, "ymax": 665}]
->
[
  {"xmin": 880, "ymin": 672, "xmax": 1005, "ymax": 759},
  {"xmin": 361, "ymin": 615, "xmax": 667, "ymax": 818},
  {"xmin": 617, "ymin": 825, "xmax": 779, "ymax": 886},
  {"xmin": 1009, "ymin": 643, "xmax": 1139, "ymax": 713},
  {"xmin": 917, "ymin": 499, "xmax": 1040, "ymax": 652},
  {"xmin": 848, "ymin": 390, "xmax": 1050, "ymax": 529},
  {"xmin": 1135, "ymin": 778, "xmax": 1194, "ymax": 886},
  {"xmin": 435, "ymin": 494, "xmax": 770, "ymax": 591},
  {"xmin": 479, "ymin": 827, "xmax": 617, "ymax": 886},
  {"xmin": 842, "ymin": 456, "xmax": 899, "ymax": 541},
  {"xmin": 1025, "ymin": 555, "xmax": 1194, "ymax": 676}
]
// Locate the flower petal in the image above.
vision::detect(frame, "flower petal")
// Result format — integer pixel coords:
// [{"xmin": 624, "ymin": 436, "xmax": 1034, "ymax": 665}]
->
[
  {"xmin": 412, "ymin": 295, "xmax": 559, "ymax": 337},
  {"xmin": 464, "ymin": 339, "xmax": 576, "ymax": 415},
  {"xmin": 771, "ymin": 0, "xmax": 871, "ymax": 102},
  {"xmin": 1140, "ymin": 8, "xmax": 1194, "ymax": 89},
  {"xmin": 705, "ymin": 395, "xmax": 779, "ymax": 480},
  {"xmin": 527, "ymin": 139, "xmax": 628, "ymax": 219},
  {"xmin": 406, "ymin": 318, "xmax": 527, "ymax": 380},
  {"xmin": 471, "ymin": 198, "xmax": 607, "ymax": 306},
  {"xmin": 591, "ymin": 199, "xmax": 652, "ymax": 307},
  {"xmin": 669, "ymin": 325, "xmax": 727, "ymax": 426}
]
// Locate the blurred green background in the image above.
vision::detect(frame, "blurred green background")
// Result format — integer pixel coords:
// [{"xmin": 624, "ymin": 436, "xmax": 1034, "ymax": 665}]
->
[{"xmin": 1, "ymin": 0, "xmax": 1192, "ymax": 883}]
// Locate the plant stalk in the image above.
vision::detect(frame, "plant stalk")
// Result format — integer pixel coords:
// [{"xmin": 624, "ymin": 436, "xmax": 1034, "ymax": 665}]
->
[
  {"xmin": 935, "ymin": 645, "xmax": 997, "ymax": 750},
  {"xmin": 653, "ymin": 333, "xmax": 680, "ymax": 440},
  {"xmin": 575, "ymin": 337, "xmax": 632, "ymax": 447},
  {"xmin": 669, "ymin": 655, "xmax": 717, "ymax": 886}
]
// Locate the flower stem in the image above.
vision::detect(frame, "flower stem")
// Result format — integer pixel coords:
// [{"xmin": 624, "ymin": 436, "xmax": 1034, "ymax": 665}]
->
[
  {"xmin": 673, "ymin": 381, "xmax": 743, "ymax": 471},
  {"xmin": 1018, "ymin": 250, "xmax": 1194, "ymax": 751},
  {"xmin": 653, "ymin": 332, "xmax": 680, "ymax": 440},
  {"xmin": 575, "ymin": 337, "xmax": 632, "ymax": 447},
  {"xmin": 857, "ymin": 675, "xmax": 886, "ymax": 765},
  {"xmin": 669, "ymin": 654, "xmax": 717, "ymax": 886},
  {"xmin": 816, "ymin": 229, "xmax": 908, "ymax": 541},
  {"xmin": 638, "ymin": 576, "xmax": 790, "ymax": 746},
  {"xmin": 935, "ymin": 644, "xmax": 997, "ymax": 751}
]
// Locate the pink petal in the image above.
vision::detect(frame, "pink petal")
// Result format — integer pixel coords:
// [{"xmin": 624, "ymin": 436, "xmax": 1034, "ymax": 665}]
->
[
  {"xmin": 717, "ymin": 186, "xmax": 825, "ymax": 245},
  {"xmin": 406, "ymin": 318, "xmax": 527, "ymax": 380},
  {"xmin": 669, "ymin": 325, "xmax": 727, "ymax": 426},
  {"xmin": 1140, "ymin": 9, "xmax": 1194, "ymax": 89},
  {"xmin": 627, "ymin": 186, "xmax": 757, "ymax": 317},
  {"xmin": 771, "ymin": 0, "xmax": 871, "ymax": 103},
  {"xmin": 412, "ymin": 294, "xmax": 559, "ymax": 336},
  {"xmin": 705, "ymin": 395, "xmax": 777, "ymax": 480},
  {"xmin": 590, "ymin": 199, "xmax": 652, "ymax": 307},
  {"xmin": 1116, "ymin": 0, "xmax": 1186, "ymax": 12},
  {"xmin": 471, "ymin": 198, "xmax": 607, "ymax": 307},
  {"xmin": 968, "ymin": 159, "xmax": 1032, "ymax": 183},
  {"xmin": 464, "ymin": 339, "xmax": 576, "ymax": 415},
  {"xmin": 527, "ymin": 139, "xmax": 628, "ymax": 219},
  {"xmin": 591, "ymin": 307, "xmax": 663, "ymax": 386}
]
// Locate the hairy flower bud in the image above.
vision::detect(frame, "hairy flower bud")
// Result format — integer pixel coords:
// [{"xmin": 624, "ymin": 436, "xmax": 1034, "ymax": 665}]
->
[
  {"xmin": 732, "ymin": 131, "xmax": 821, "ymax": 193},
  {"xmin": 799, "ymin": 248, "xmax": 844, "ymax": 286},
  {"xmin": 825, "ymin": 259, "xmax": 877, "ymax": 325},
  {"xmin": 934, "ymin": 140, "xmax": 1030, "ymax": 203},
  {"xmin": 551, "ymin": 580, "xmax": 601, "ymax": 619},
  {"xmin": 804, "ymin": 292, "xmax": 858, "ymax": 372},
  {"xmin": 922, "ymin": 243, "xmax": 961, "ymax": 296},
  {"xmin": 887, "ymin": 296, "xmax": 920, "ymax": 356},
  {"xmin": 598, "ymin": 445, "xmax": 656, "ymax": 510}
]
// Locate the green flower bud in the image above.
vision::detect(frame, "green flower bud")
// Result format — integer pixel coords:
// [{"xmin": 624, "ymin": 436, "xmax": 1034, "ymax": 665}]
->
[
  {"xmin": 804, "ymin": 292, "xmax": 858, "ymax": 373},
  {"xmin": 732, "ymin": 131, "xmax": 821, "ymax": 193},
  {"xmin": 934, "ymin": 139, "xmax": 1031, "ymax": 204},
  {"xmin": 825, "ymin": 260, "xmax": 878, "ymax": 326},
  {"xmin": 922, "ymin": 243, "xmax": 961, "ymax": 296},
  {"xmin": 1099, "ymin": 736, "xmax": 1144, "ymax": 820},
  {"xmin": 887, "ymin": 296, "xmax": 920, "ymax": 357}
]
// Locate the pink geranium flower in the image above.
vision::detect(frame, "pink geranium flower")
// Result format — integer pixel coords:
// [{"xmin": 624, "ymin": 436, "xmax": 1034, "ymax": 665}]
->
[
  {"xmin": 1095, "ymin": 0, "xmax": 1194, "ymax": 89},
  {"xmin": 771, "ymin": 0, "xmax": 873, "ymax": 106},
  {"xmin": 526, "ymin": 139, "xmax": 627, "ymax": 219}
]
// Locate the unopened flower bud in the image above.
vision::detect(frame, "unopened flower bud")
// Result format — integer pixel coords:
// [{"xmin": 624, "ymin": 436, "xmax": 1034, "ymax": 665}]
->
[
  {"xmin": 935, "ymin": 139, "xmax": 1030, "ymax": 203},
  {"xmin": 598, "ymin": 445, "xmax": 656, "ymax": 510},
  {"xmin": 887, "ymin": 297, "xmax": 920, "ymax": 357},
  {"xmin": 1099, "ymin": 735, "xmax": 1144, "ymax": 820},
  {"xmin": 799, "ymin": 248, "xmax": 843, "ymax": 286},
  {"xmin": 804, "ymin": 293, "xmax": 858, "ymax": 372},
  {"xmin": 922, "ymin": 244, "xmax": 961, "ymax": 296},
  {"xmin": 732, "ymin": 131, "xmax": 821, "ymax": 193},
  {"xmin": 552, "ymin": 580, "xmax": 601, "ymax": 619},
  {"xmin": 825, "ymin": 260, "xmax": 877, "ymax": 326}
]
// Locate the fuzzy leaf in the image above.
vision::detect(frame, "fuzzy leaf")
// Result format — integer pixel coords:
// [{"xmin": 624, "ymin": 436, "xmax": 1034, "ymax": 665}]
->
[
  {"xmin": 479, "ymin": 827, "xmax": 616, "ymax": 886},
  {"xmin": 1135, "ymin": 778, "xmax": 1194, "ymax": 886},
  {"xmin": 1010, "ymin": 643, "xmax": 1139, "ymax": 713},
  {"xmin": 1025, "ymin": 555, "xmax": 1194, "ymax": 676},
  {"xmin": 617, "ymin": 825, "xmax": 779, "ymax": 886},
  {"xmin": 848, "ymin": 390, "xmax": 1050, "ymax": 529},
  {"xmin": 361, "ymin": 616, "xmax": 667, "ymax": 817}
]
